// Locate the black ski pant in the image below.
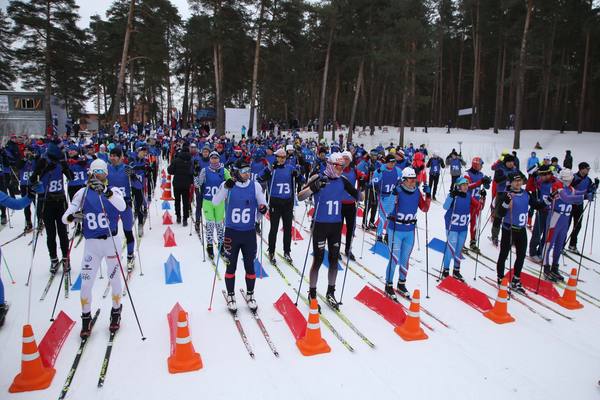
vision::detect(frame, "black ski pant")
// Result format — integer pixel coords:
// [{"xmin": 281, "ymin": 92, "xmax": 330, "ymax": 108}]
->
[
  {"xmin": 309, "ymin": 222, "xmax": 342, "ymax": 289},
  {"xmin": 173, "ymin": 185, "xmax": 190, "ymax": 221},
  {"xmin": 43, "ymin": 197, "xmax": 69, "ymax": 260},
  {"xmin": 429, "ymin": 174, "xmax": 440, "ymax": 199},
  {"xmin": 496, "ymin": 225, "xmax": 527, "ymax": 281},
  {"xmin": 491, "ymin": 192, "xmax": 508, "ymax": 241},
  {"xmin": 131, "ymin": 187, "xmax": 146, "ymax": 222},
  {"xmin": 268, "ymin": 197, "xmax": 293, "ymax": 255},
  {"xmin": 363, "ymin": 187, "xmax": 377, "ymax": 227},
  {"xmin": 223, "ymin": 228, "xmax": 257, "ymax": 294},
  {"xmin": 569, "ymin": 203, "xmax": 585, "ymax": 248},
  {"xmin": 341, "ymin": 202, "xmax": 356, "ymax": 254}
]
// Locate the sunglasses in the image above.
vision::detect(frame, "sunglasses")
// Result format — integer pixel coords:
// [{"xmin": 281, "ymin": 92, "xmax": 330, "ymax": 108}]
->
[
  {"xmin": 276, "ymin": 155, "xmax": 286, "ymax": 159},
  {"xmin": 239, "ymin": 167, "xmax": 251, "ymax": 174},
  {"xmin": 92, "ymin": 169, "xmax": 106, "ymax": 175}
]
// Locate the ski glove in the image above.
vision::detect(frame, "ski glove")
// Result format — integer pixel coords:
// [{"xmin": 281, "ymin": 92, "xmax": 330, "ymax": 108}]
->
[
  {"xmin": 502, "ymin": 194, "xmax": 512, "ymax": 207},
  {"xmin": 479, "ymin": 188, "xmax": 487, "ymax": 198},
  {"xmin": 258, "ymin": 204, "xmax": 268, "ymax": 215},
  {"xmin": 67, "ymin": 211, "xmax": 84, "ymax": 223},
  {"xmin": 27, "ymin": 182, "xmax": 44, "ymax": 199},
  {"xmin": 422, "ymin": 183, "xmax": 431, "ymax": 195},
  {"xmin": 482, "ymin": 175, "xmax": 491, "ymax": 188},
  {"xmin": 124, "ymin": 164, "xmax": 134, "ymax": 177},
  {"xmin": 88, "ymin": 177, "xmax": 106, "ymax": 193},
  {"xmin": 450, "ymin": 188, "xmax": 461, "ymax": 198},
  {"xmin": 309, "ymin": 176, "xmax": 328, "ymax": 193},
  {"xmin": 224, "ymin": 178, "xmax": 235, "ymax": 189}
]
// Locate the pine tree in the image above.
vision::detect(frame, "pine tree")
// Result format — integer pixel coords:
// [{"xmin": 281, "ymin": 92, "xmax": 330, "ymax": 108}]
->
[{"xmin": 0, "ymin": 10, "xmax": 16, "ymax": 90}]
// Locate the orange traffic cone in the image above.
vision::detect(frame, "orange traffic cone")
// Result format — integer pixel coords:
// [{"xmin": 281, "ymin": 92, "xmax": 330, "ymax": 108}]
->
[
  {"xmin": 296, "ymin": 298, "xmax": 331, "ymax": 356},
  {"xmin": 556, "ymin": 268, "xmax": 583, "ymax": 310},
  {"xmin": 9, "ymin": 325, "xmax": 56, "ymax": 393},
  {"xmin": 395, "ymin": 289, "xmax": 428, "ymax": 341},
  {"xmin": 161, "ymin": 176, "xmax": 174, "ymax": 201},
  {"xmin": 484, "ymin": 277, "xmax": 515, "ymax": 324},
  {"xmin": 168, "ymin": 311, "xmax": 203, "ymax": 373}
]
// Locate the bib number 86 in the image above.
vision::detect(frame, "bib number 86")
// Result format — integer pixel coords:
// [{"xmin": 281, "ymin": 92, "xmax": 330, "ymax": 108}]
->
[{"xmin": 86, "ymin": 213, "xmax": 109, "ymax": 230}]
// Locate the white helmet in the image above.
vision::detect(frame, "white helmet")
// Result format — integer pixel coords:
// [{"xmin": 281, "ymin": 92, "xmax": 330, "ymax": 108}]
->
[
  {"xmin": 402, "ymin": 167, "xmax": 416, "ymax": 179},
  {"xmin": 89, "ymin": 159, "xmax": 108, "ymax": 176},
  {"xmin": 341, "ymin": 150, "xmax": 352, "ymax": 161},
  {"xmin": 559, "ymin": 168, "xmax": 573, "ymax": 184},
  {"xmin": 328, "ymin": 152, "xmax": 344, "ymax": 165},
  {"xmin": 286, "ymin": 144, "xmax": 294, "ymax": 152}
]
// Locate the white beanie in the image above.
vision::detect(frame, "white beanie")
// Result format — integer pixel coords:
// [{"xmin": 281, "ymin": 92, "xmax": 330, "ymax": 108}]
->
[{"xmin": 89, "ymin": 158, "xmax": 108, "ymax": 175}]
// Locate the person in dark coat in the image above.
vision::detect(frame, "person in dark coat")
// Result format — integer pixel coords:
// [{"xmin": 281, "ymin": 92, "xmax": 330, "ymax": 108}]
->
[
  {"xmin": 168, "ymin": 145, "xmax": 193, "ymax": 225},
  {"xmin": 563, "ymin": 150, "xmax": 573, "ymax": 169}
]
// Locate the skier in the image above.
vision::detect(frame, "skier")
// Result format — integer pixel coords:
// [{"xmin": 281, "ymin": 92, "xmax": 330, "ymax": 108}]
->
[
  {"xmin": 212, "ymin": 160, "xmax": 267, "ymax": 312},
  {"xmin": 446, "ymin": 151, "xmax": 466, "ymax": 186},
  {"xmin": 259, "ymin": 148, "xmax": 298, "ymax": 265},
  {"xmin": 128, "ymin": 144, "xmax": 149, "ymax": 235},
  {"xmin": 426, "ymin": 151, "xmax": 445, "ymax": 201},
  {"xmin": 0, "ymin": 183, "xmax": 44, "ymax": 326},
  {"xmin": 495, "ymin": 172, "xmax": 549, "ymax": 292},
  {"xmin": 384, "ymin": 167, "xmax": 431, "ymax": 299},
  {"xmin": 373, "ymin": 154, "xmax": 402, "ymax": 243},
  {"xmin": 527, "ymin": 165, "xmax": 555, "ymax": 266},
  {"xmin": 30, "ymin": 142, "xmax": 73, "ymax": 274},
  {"xmin": 568, "ymin": 162, "xmax": 598, "ymax": 252},
  {"xmin": 441, "ymin": 177, "xmax": 477, "ymax": 281},
  {"xmin": 62, "ymin": 159, "xmax": 126, "ymax": 337},
  {"xmin": 195, "ymin": 151, "xmax": 230, "ymax": 259},
  {"xmin": 66, "ymin": 144, "xmax": 89, "ymax": 201},
  {"xmin": 340, "ymin": 150, "xmax": 360, "ymax": 260},
  {"xmin": 298, "ymin": 153, "xmax": 359, "ymax": 309},
  {"xmin": 167, "ymin": 144, "xmax": 193, "ymax": 226},
  {"xmin": 490, "ymin": 154, "xmax": 517, "ymax": 247},
  {"xmin": 15, "ymin": 145, "xmax": 37, "ymax": 232},
  {"xmin": 465, "ymin": 157, "xmax": 491, "ymax": 250},
  {"xmin": 542, "ymin": 169, "xmax": 588, "ymax": 282},
  {"xmin": 107, "ymin": 146, "xmax": 136, "ymax": 271}
]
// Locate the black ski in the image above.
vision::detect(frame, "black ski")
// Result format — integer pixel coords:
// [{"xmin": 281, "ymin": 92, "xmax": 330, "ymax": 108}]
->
[
  {"xmin": 97, "ymin": 330, "xmax": 117, "ymax": 387},
  {"xmin": 565, "ymin": 249, "xmax": 600, "ymax": 266},
  {"xmin": 58, "ymin": 308, "xmax": 101, "ymax": 400}
]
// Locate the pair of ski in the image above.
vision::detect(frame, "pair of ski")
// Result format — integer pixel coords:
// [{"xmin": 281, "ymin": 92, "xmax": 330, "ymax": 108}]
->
[
  {"xmin": 58, "ymin": 309, "xmax": 119, "ymax": 400},
  {"xmin": 0, "ymin": 228, "xmax": 33, "ymax": 247},
  {"xmin": 39, "ymin": 261, "xmax": 70, "ymax": 301},
  {"xmin": 221, "ymin": 289, "xmax": 279, "ymax": 358}
]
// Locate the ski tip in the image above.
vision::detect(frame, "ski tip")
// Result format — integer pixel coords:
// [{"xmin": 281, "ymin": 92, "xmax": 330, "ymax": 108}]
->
[{"xmin": 142, "ymin": 337, "xmax": 147, "ymax": 341}]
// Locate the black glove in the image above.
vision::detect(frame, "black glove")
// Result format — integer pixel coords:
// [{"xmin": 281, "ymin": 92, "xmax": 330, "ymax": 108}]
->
[
  {"xmin": 124, "ymin": 164, "xmax": 134, "ymax": 177},
  {"xmin": 482, "ymin": 176, "xmax": 491, "ymax": 186},
  {"xmin": 594, "ymin": 177, "xmax": 599, "ymax": 187},
  {"xmin": 479, "ymin": 188, "xmax": 487, "ymax": 198},
  {"xmin": 292, "ymin": 169, "xmax": 299, "ymax": 178},
  {"xmin": 309, "ymin": 176, "xmax": 327, "ymax": 193},
  {"xmin": 549, "ymin": 190, "xmax": 559, "ymax": 201},
  {"xmin": 105, "ymin": 188, "xmax": 114, "ymax": 199},
  {"xmin": 502, "ymin": 194, "xmax": 512, "ymax": 207},
  {"xmin": 88, "ymin": 177, "xmax": 106, "ymax": 193},
  {"xmin": 66, "ymin": 211, "xmax": 84, "ymax": 223},
  {"xmin": 258, "ymin": 204, "xmax": 268, "ymax": 214},
  {"xmin": 450, "ymin": 188, "xmax": 460, "ymax": 198},
  {"xmin": 368, "ymin": 164, "xmax": 375, "ymax": 172},
  {"xmin": 224, "ymin": 178, "xmax": 235, "ymax": 189}
]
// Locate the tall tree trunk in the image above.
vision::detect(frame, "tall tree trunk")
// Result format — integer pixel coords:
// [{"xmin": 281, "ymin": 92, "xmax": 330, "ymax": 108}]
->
[
  {"xmin": 181, "ymin": 57, "xmax": 190, "ymax": 129},
  {"xmin": 513, "ymin": 0, "xmax": 534, "ymax": 149},
  {"xmin": 377, "ymin": 81, "xmax": 387, "ymax": 128},
  {"xmin": 128, "ymin": 63, "xmax": 135, "ymax": 124},
  {"xmin": 493, "ymin": 41, "xmax": 506, "ymax": 133},
  {"xmin": 409, "ymin": 41, "xmax": 416, "ymax": 131},
  {"xmin": 249, "ymin": 0, "xmax": 265, "ymax": 137},
  {"xmin": 44, "ymin": 0, "xmax": 52, "ymax": 130},
  {"xmin": 213, "ymin": 43, "xmax": 223, "ymax": 135},
  {"xmin": 112, "ymin": 0, "xmax": 135, "ymax": 128},
  {"xmin": 368, "ymin": 60, "xmax": 376, "ymax": 135},
  {"xmin": 470, "ymin": 0, "xmax": 481, "ymax": 130},
  {"xmin": 455, "ymin": 36, "xmax": 464, "ymax": 127},
  {"xmin": 318, "ymin": 23, "xmax": 334, "ymax": 140},
  {"xmin": 577, "ymin": 29, "xmax": 590, "ymax": 134},
  {"xmin": 437, "ymin": 33, "xmax": 444, "ymax": 127},
  {"xmin": 540, "ymin": 21, "xmax": 556, "ymax": 130},
  {"xmin": 331, "ymin": 69, "xmax": 340, "ymax": 141},
  {"xmin": 347, "ymin": 59, "xmax": 365, "ymax": 143},
  {"xmin": 399, "ymin": 59, "xmax": 410, "ymax": 146}
]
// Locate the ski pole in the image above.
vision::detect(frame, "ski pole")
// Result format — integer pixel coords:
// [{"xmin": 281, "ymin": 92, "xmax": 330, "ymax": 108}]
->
[
  {"xmin": 575, "ymin": 200, "xmax": 592, "ymax": 282},
  {"xmin": 537, "ymin": 198, "xmax": 556, "ymax": 294},
  {"xmin": 98, "ymin": 194, "xmax": 146, "ymax": 341},
  {"xmin": 294, "ymin": 200, "xmax": 319, "ymax": 306},
  {"xmin": 590, "ymin": 192, "xmax": 597, "ymax": 255},
  {"xmin": 473, "ymin": 198, "xmax": 484, "ymax": 281},
  {"xmin": 2, "ymin": 252, "xmax": 15, "ymax": 284},
  {"xmin": 339, "ymin": 201, "xmax": 359, "ymax": 305},
  {"xmin": 425, "ymin": 208, "xmax": 430, "ymax": 298},
  {"xmin": 199, "ymin": 208, "xmax": 206, "ymax": 262},
  {"xmin": 359, "ymin": 186, "xmax": 370, "ymax": 259},
  {"xmin": 208, "ymin": 191, "xmax": 230, "ymax": 311},
  {"xmin": 437, "ymin": 197, "xmax": 457, "ymax": 281},
  {"xmin": 25, "ymin": 190, "xmax": 44, "ymax": 323}
]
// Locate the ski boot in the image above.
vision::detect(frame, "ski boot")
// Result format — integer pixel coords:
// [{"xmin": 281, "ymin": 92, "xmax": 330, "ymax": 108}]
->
[
  {"xmin": 245, "ymin": 290, "xmax": 258, "ymax": 312},
  {"xmin": 49, "ymin": 258, "xmax": 60, "ymax": 274},
  {"xmin": 543, "ymin": 265, "xmax": 557, "ymax": 282},
  {"xmin": 80, "ymin": 312, "xmax": 93, "ymax": 338},
  {"xmin": 127, "ymin": 254, "xmax": 135, "ymax": 273},
  {"xmin": 490, "ymin": 236, "xmax": 499, "ymax": 248},
  {"xmin": 376, "ymin": 235, "xmax": 383, "ymax": 243},
  {"xmin": 0, "ymin": 303, "xmax": 8, "ymax": 327},
  {"xmin": 325, "ymin": 285, "xmax": 340, "ymax": 310},
  {"xmin": 441, "ymin": 269, "xmax": 449, "ymax": 279},
  {"xmin": 368, "ymin": 222, "xmax": 376, "ymax": 230},
  {"xmin": 195, "ymin": 221, "xmax": 200, "ymax": 233},
  {"xmin": 384, "ymin": 283, "xmax": 397, "ymax": 301},
  {"xmin": 469, "ymin": 239, "xmax": 479, "ymax": 252},
  {"xmin": 0, "ymin": 214, "xmax": 6, "ymax": 225},
  {"xmin": 226, "ymin": 292, "xmax": 237, "ymax": 312},
  {"xmin": 567, "ymin": 245, "xmax": 578, "ymax": 254},
  {"xmin": 109, "ymin": 304, "xmax": 122, "ymax": 333},
  {"xmin": 550, "ymin": 265, "xmax": 564, "ymax": 282},
  {"xmin": 267, "ymin": 252, "xmax": 277, "ymax": 265},
  {"xmin": 452, "ymin": 269, "xmax": 464, "ymax": 283},
  {"xmin": 24, "ymin": 222, "xmax": 33, "ymax": 233},
  {"xmin": 383, "ymin": 234, "xmax": 388, "ymax": 245},
  {"xmin": 176, "ymin": 216, "xmax": 181, "ymax": 224},
  {"xmin": 283, "ymin": 252, "xmax": 293, "ymax": 264},
  {"xmin": 207, "ymin": 244, "xmax": 214, "ymax": 260},
  {"xmin": 529, "ymin": 255, "xmax": 542, "ymax": 264},
  {"xmin": 137, "ymin": 222, "xmax": 144, "ymax": 237},
  {"xmin": 510, "ymin": 277, "xmax": 526, "ymax": 294},
  {"xmin": 396, "ymin": 280, "xmax": 411, "ymax": 299},
  {"xmin": 182, "ymin": 218, "xmax": 188, "ymax": 227},
  {"xmin": 62, "ymin": 257, "xmax": 70, "ymax": 273},
  {"xmin": 346, "ymin": 250, "xmax": 356, "ymax": 261}
]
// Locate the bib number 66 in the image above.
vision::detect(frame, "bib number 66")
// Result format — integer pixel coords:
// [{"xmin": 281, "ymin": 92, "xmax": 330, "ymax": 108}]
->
[{"xmin": 231, "ymin": 208, "xmax": 251, "ymax": 224}]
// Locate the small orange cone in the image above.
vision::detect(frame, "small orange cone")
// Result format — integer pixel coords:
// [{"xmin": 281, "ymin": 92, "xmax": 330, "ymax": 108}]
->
[
  {"xmin": 9, "ymin": 325, "xmax": 56, "ymax": 393},
  {"xmin": 556, "ymin": 268, "xmax": 583, "ymax": 310},
  {"xmin": 161, "ymin": 176, "xmax": 174, "ymax": 201},
  {"xmin": 168, "ymin": 311, "xmax": 203, "ymax": 373},
  {"xmin": 296, "ymin": 298, "xmax": 331, "ymax": 356},
  {"xmin": 484, "ymin": 277, "xmax": 515, "ymax": 324},
  {"xmin": 395, "ymin": 289, "xmax": 428, "ymax": 341}
]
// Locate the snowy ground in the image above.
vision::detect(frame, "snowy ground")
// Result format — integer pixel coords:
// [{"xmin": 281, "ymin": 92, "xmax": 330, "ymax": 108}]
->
[{"xmin": 1, "ymin": 128, "xmax": 600, "ymax": 400}]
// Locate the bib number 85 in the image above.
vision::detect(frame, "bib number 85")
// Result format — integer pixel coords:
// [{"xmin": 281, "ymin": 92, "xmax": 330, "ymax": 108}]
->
[{"xmin": 231, "ymin": 208, "xmax": 251, "ymax": 224}]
